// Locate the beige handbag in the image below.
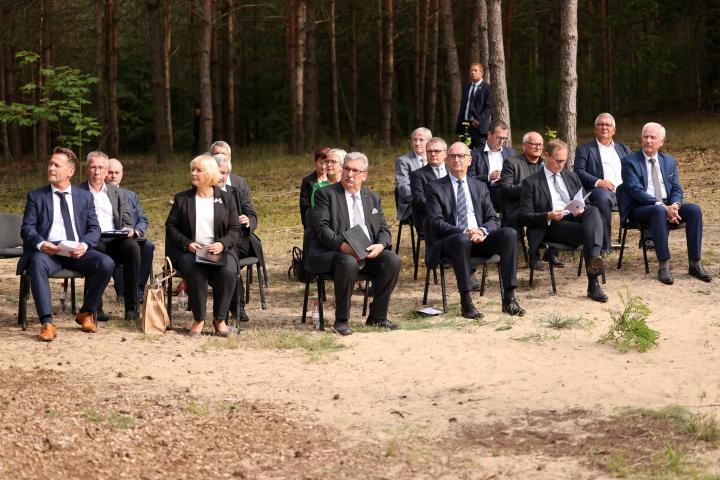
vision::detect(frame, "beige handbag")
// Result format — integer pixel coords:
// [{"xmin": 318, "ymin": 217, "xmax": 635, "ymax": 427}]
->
[{"xmin": 141, "ymin": 257, "xmax": 174, "ymax": 334}]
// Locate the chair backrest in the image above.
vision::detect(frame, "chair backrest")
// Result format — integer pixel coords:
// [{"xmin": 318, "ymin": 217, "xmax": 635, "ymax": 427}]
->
[{"xmin": 0, "ymin": 213, "xmax": 22, "ymax": 248}]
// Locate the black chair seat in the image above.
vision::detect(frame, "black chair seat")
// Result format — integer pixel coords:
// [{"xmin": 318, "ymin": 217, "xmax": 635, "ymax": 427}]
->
[
  {"xmin": 529, "ymin": 241, "xmax": 605, "ymax": 294},
  {"xmin": 0, "ymin": 247, "xmax": 22, "ymax": 258},
  {"xmin": 301, "ymin": 271, "xmax": 372, "ymax": 331},
  {"xmin": 18, "ymin": 268, "xmax": 84, "ymax": 331}
]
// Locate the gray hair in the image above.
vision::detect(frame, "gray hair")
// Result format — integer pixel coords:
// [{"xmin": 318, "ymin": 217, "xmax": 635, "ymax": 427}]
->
[
  {"xmin": 344, "ymin": 152, "xmax": 369, "ymax": 171},
  {"xmin": 411, "ymin": 127, "xmax": 432, "ymax": 141},
  {"xmin": 642, "ymin": 122, "xmax": 666, "ymax": 140},
  {"xmin": 329, "ymin": 148, "xmax": 347, "ymax": 165},
  {"xmin": 213, "ymin": 153, "xmax": 230, "ymax": 168},
  {"xmin": 210, "ymin": 140, "xmax": 231, "ymax": 155},
  {"xmin": 426, "ymin": 137, "xmax": 447, "ymax": 151},
  {"xmin": 522, "ymin": 131, "xmax": 543, "ymax": 144},
  {"xmin": 86, "ymin": 150, "xmax": 109, "ymax": 164},
  {"xmin": 594, "ymin": 112, "xmax": 616, "ymax": 127}
]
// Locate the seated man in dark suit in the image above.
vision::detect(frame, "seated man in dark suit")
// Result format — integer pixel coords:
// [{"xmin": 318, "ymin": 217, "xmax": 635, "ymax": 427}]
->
[
  {"xmin": 306, "ymin": 152, "xmax": 401, "ymax": 336},
  {"xmin": 215, "ymin": 153, "xmax": 262, "ymax": 322},
  {"xmin": 410, "ymin": 137, "xmax": 447, "ymax": 234},
  {"xmin": 17, "ymin": 147, "xmax": 115, "ymax": 341},
  {"xmin": 107, "ymin": 158, "xmax": 155, "ymax": 303},
  {"xmin": 468, "ymin": 120, "xmax": 516, "ymax": 212},
  {"xmin": 574, "ymin": 113, "xmax": 633, "ymax": 254},
  {"xmin": 425, "ymin": 142, "xmax": 525, "ymax": 319},
  {"xmin": 78, "ymin": 151, "xmax": 141, "ymax": 320},
  {"xmin": 520, "ymin": 139, "xmax": 608, "ymax": 302},
  {"xmin": 619, "ymin": 122, "xmax": 711, "ymax": 284}
]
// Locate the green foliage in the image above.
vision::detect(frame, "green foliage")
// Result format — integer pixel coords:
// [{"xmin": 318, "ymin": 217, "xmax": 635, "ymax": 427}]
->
[
  {"xmin": 620, "ymin": 405, "xmax": 720, "ymax": 444},
  {"xmin": 0, "ymin": 51, "xmax": 99, "ymax": 154},
  {"xmin": 599, "ymin": 290, "xmax": 659, "ymax": 353},
  {"xmin": 543, "ymin": 127, "xmax": 558, "ymax": 140},
  {"xmin": 459, "ymin": 121, "xmax": 472, "ymax": 147}
]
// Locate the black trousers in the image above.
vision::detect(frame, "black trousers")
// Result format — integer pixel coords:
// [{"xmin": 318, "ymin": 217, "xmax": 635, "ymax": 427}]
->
[
  {"xmin": 96, "ymin": 237, "xmax": 141, "ymax": 311},
  {"xmin": 441, "ymin": 227, "xmax": 518, "ymax": 295},
  {"xmin": 229, "ymin": 236, "xmax": 252, "ymax": 311},
  {"xmin": 177, "ymin": 252, "xmax": 238, "ymax": 322},
  {"xmin": 543, "ymin": 206, "xmax": 603, "ymax": 279},
  {"xmin": 329, "ymin": 249, "xmax": 401, "ymax": 322},
  {"xmin": 588, "ymin": 188, "xmax": 617, "ymax": 252}
]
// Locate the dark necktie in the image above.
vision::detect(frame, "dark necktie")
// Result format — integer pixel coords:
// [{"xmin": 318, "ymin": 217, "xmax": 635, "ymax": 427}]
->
[
  {"xmin": 553, "ymin": 174, "xmax": 571, "ymax": 205},
  {"xmin": 649, "ymin": 157, "xmax": 663, "ymax": 202},
  {"xmin": 56, "ymin": 191, "xmax": 76, "ymax": 241},
  {"xmin": 465, "ymin": 84, "xmax": 476, "ymax": 119},
  {"xmin": 456, "ymin": 180, "xmax": 468, "ymax": 230}
]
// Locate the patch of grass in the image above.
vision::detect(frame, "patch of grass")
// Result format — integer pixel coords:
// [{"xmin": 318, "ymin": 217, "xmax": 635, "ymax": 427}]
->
[
  {"xmin": 218, "ymin": 402, "xmax": 236, "ymax": 413},
  {"xmin": 620, "ymin": 405, "xmax": 720, "ymax": 443},
  {"xmin": 106, "ymin": 412, "xmax": 135, "ymax": 429},
  {"xmin": 44, "ymin": 410, "xmax": 59, "ymax": 418},
  {"xmin": 384, "ymin": 436, "xmax": 401, "ymax": 457},
  {"xmin": 512, "ymin": 331, "xmax": 559, "ymax": 344},
  {"xmin": 599, "ymin": 289, "xmax": 659, "ymax": 353},
  {"xmin": 83, "ymin": 408, "xmax": 103, "ymax": 422},
  {"xmin": 605, "ymin": 451, "xmax": 632, "ymax": 478},
  {"xmin": 186, "ymin": 402, "xmax": 209, "ymax": 415},
  {"xmin": 198, "ymin": 336, "xmax": 241, "ymax": 353},
  {"xmin": 539, "ymin": 312, "xmax": 595, "ymax": 331},
  {"xmin": 245, "ymin": 329, "xmax": 346, "ymax": 355}
]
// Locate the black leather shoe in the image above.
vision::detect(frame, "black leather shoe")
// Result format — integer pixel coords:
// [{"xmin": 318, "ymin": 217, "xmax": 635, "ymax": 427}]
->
[
  {"xmin": 658, "ymin": 265, "xmax": 674, "ymax": 285},
  {"xmin": 502, "ymin": 298, "xmax": 526, "ymax": 316},
  {"xmin": 366, "ymin": 318, "xmax": 400, "ymax": 330},
  {"xmin": 96, "ymin": 308, "xmax": 110, "ymax": 322},
  {"xmin": 587, "ymin": 256, "xmax": 605, "ymax": 277},
  {"xmin": 543, "ymin": 249, "xmax": 564, "ymax": 267},
  {"xmin": 460, "ymin": 299, "xmax": 484, "ymax": 320},
  {"xmin": 587, "ymin": 283, "xmax": 608, "ymax": 302},
  {"xmin": 689, "ymin": 263, "xmax": 712, "ymax": 282},
  {"xmin": 333, "ymin": 321, "xmax": 353, "ymax": 336},
  {"xmin": 236, "ymin": 304, "xmax": 250, "ymax": 322}
]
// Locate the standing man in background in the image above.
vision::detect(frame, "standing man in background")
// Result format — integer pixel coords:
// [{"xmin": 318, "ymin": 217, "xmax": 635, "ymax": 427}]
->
[{"xmin": 455, "ymin": 63, "xmax": 492, "ymax": 149}]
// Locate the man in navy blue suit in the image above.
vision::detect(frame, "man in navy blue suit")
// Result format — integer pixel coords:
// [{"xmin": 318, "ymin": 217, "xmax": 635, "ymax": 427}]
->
[
  {"xmin": 619, "ymin": 122, "xmax": 711, "ymax": 284},
  {"xmin": 17, "ymin": 147, "xmax": 115, "ymax": 342},
  {"xmin": 574, "ymin": 113, "xmax": 633, "ymax": 254},
  {"xmin": 468, "ymin": 119, "xmax": 517, "ymax": 212},
  {"xmin": 425, "ymin": 142, "xmax": 524, "ymax": 319},
  {"xmin": 107, "ymin": 158, "xmax": 155, "ymax": 303},
  {"xmin": 455, "ymin": 63, "xmax": 492, "ymax": 149}
]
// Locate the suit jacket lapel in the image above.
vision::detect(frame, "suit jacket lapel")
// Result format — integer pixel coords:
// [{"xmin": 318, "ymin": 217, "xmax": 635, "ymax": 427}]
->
[
  {"xmin": 213, "ymin": 188, "xmax": 225, "ymax": 239},
  {"xmin": 590, "ymin": 142, "xmax": 602, "ymax": 176},
  {"xmin": 439, "ymin": 176, "xmax": 457, "ymax": 223},
  {"xmin": 468, "ymin": 180, "xmax": 483, "ymax": 226},
  {"xmin": 538, "ymin": 172, "xmax": 553, "ymax": 209},
  {"xmin": 108, "ymin": 187, "xmax": 120, "ymax": 228},
  {"xmin": 562, "ymin": 170, "xmax": 580, "ymax": 198},
  {"xmin": 188, "ymin": 191, "xmax": 197, "ymax": 241},
  {"xmin": 334, "ymin": 184, "xmax": 350, "ymax": 233},
  {"xmin": 43, "ymin": 187, "xmax": 55, "ymax": 237},
  {"xmin": 361, "ymin": 189, "xmax": 375, "ymax": 242}
]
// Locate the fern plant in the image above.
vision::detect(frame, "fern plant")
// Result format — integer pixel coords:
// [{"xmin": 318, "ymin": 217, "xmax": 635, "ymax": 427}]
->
[{"xmin": 599, "ymin": 289, "xmax": 659, "ymax": 352}]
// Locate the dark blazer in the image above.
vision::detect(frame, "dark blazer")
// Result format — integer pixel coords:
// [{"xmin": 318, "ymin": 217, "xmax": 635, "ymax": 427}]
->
[
  {"xmin": 17, "ymin": 185, "xmax": 101, "ymax": 274},
  {"xmin": 425, "ymin": 175, "xmax": 499, "ymax": 269},
  {"xmin": 226, "ymin": 183, "xmax": 265, "ymax": 268},
  {"xmin": 305, "ymin": 182, "xmax": 392, "ymax": 273},
  {"xmin": 574, "ymin": 140, "xmax": 633, "ymax": 190},
  {"xmin": 120, "ymin": 187, "xmax": 149, "ymax": 237},
  {"xmin": 519, "ymin": 169, "xmax": 584, "ymax": 258},
  {"xmin": 468, "ymin": 143, "xmax": 517, "ymax": 182},
  {"xmin": 164, "ymin": 186, "xmax": 242, "ymax": 268},
  {"xmin": 455, "ymin": 81, "xmax": 493, "ymax": 135},
  {"xmin": 619, "ymin": 150, "xmax": 683, "ymax": 223},
  {"xmin": 395, "ymin": 151, "xmax": 424, "ymax": 221},
  {"xmin": 77, "ymin": 182, "xmax": 133, "ymax": 230},
  {"xmin": 409, "ymin": 164, "xmax": 442, "ymax": 232},
  {"xmin": 499, "ymin": 154, "xmax": 544, "ymax": 227},
  {"xmin": 299, "ymin": 171, "xmax": 319, "ymax": 227}
]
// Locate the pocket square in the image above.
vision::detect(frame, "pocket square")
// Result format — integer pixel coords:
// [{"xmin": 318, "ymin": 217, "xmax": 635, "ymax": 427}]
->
[
  {"xmin": 214, "ymin": 198, "xmax": 223, "ymax": 204},
  {"xmin": 371, "ymin": 208, "xmax": 379, "ymax": 214}
]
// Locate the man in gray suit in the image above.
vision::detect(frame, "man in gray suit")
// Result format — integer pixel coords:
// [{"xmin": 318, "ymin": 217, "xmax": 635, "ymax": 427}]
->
[
  {"xmin": 307, "ymin": 152, "xmax": 401, "ymax": 336},
  {"xmin": 395, "ymin": 127, "xmax": 431, "ymax": 223},
  {"xmin": 79, "ymin": 151, "xmax": 141, "ymax": 320}
]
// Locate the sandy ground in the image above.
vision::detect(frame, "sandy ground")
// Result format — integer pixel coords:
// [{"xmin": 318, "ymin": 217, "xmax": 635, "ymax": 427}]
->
[{"xmin": 2, "ymin": 221, "xmax": 720, "ymax": 479}]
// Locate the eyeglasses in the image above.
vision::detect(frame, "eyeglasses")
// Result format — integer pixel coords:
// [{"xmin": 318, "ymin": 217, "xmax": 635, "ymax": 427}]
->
[
  {"xmin": 88, "ymin": 165, "xmax": 106, "ymax": 171},
  {"xmin": 324, "ymin": 159, "xmax": 338, "ymax": 165},
  {"xmin": 447, "ymin": 153, "xmax": 469, "ymax": 160},
  {"xmin": 342, "ymin": 166, "xmax": 366, "ymax": 176},
  {"xmin": 595, "ymin": 122, "xmax": 614, "ymax": 128},
  {"xmin": 493, "ymin": 136, "xmax": 509, "ymax": 142},
  {"xmin": 524, "ymin": 142, "xmax": 543, "ymax": 148},
  {"xmin": 426, "ymin": 149, "xmax": 446, "ymax": 154}
]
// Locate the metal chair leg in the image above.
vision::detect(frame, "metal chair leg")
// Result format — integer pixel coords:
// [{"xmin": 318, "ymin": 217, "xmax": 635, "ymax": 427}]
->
[
  {"xmin": 577, "ymin": 254, "xmax": 583, "ymax": 277},
  {"xmin": 617, "ymin": 227, "xmax": 628, "ymax": 269},
  {"xmin": 479, "ymin": 265, "xmax": 488, "ymax": 296},
  {"xmin": 245, "ymin": 266, "xmax": 251, "ymax": 304},
  {"xmin": 301, "ymin": 277, "xmax": 311, "ymax": 323},
  {"xmin": 18, "ymin": 273, "xmax": 29, "ymax": 330},
  {"xmin": 70, "ymin": 279, "xmax": 77, "ymax": 314},
  {"xmin": 257, "ymin": 264, "xmax": 267, "ymax": 309},
  {"xmin": 549, "ymin": 260, "xmax": 557, "ymax": 294},
  {"xmin": 422, "ymin": 265, "xmax": 431, "ymax": 304},
  {"xmin": 640, "ymin": 230, "xmax": 650, "ymax": 274},
  {"xmin": 362, "ymin": 281, "xmax": 369, "ymax": 316},
  {"xmin": 317, "ymin": 276, "xmax": 325, "ymax": 331},
  {"xmin": 395, "ymin": 222, "xmax": 403, "ymax": 253},
  {"xmin": 440, "ymin": 263, "xmax": 448, "ymax": 313},
  {"xmin": 497, "ymin": 264, "xmax": 504, "ymax": 304}
]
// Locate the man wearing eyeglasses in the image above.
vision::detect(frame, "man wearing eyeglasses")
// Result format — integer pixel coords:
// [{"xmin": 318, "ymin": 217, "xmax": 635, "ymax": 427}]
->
[
  {"xmin": 425, "ymin": 142, "xmax": 525, "ymax": 319},
  {"xmin": 468, "ymin": 119, "xmax": 516, "ymax": 212},
  {"xmin": 306, "ymin": 152, "xmax": 401, "ymax": 336},
  {"xmin": 410, "ymin": 137, "xmax": 448, "ymax": 234},
  {"xmin": 574, "ymin": 113, "xmax": 633, "ymax": 254}
]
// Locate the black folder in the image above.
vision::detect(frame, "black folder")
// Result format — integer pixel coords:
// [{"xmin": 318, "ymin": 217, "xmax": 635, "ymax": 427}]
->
[{"xmin": 342, "ymin": 225, "xmax": 372, "ymax": 259}]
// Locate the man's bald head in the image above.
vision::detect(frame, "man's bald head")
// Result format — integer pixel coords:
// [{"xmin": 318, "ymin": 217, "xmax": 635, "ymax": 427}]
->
[{"xmin": 107, "ymin": 158, "xmax": 124, "ymax": 186}]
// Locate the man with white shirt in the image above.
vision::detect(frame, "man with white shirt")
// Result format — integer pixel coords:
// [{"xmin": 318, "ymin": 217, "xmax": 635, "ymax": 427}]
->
[
  {"xmin": 78, "ymin": 151, "xmax": 141, "ymax": 320},
  {"xmin": 17, "ymin": 147, "xmax": 114, "ymax": 341},
  {"xmin": 425, "ymin": 142, "xmax": 524, "ymax": 319},
  {"xmin": 306, "ymin": 152, "xmax": 401, "ymax": 336},
  {"xmin": 468, "ymin": 120, "xmax": 517, "ymax": 212},
  {"xmin": 520, "ymin": 139, "xmax": 607, "ymax": 302},
  {"xmin": 574, "ymin": 113, "xmax": 633, "ymax": 254},
  {"xmin": 455, "ymin": 63, "xmax": 493, "ymax": 149},
  {"xmin": 395, "ymin": 127, "xmax": 431, "ymax": 223},
  {"xmin": 619, "ymin": 122, "xmax": 710, "ymax": 284}
]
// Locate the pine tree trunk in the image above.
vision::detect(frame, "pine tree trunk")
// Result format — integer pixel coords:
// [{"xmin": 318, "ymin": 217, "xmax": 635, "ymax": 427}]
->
[
  {"xmin": 199, "ymin": 0, "xmax": 214, "ymax": 149},
  {"xmin": 148, "ymin": 0, "xmax": 173, "ymax": 163},
  {"xmin": 107, "ymin": 0, "xmax": 120, "ymax": 157},
  {"xmin": 224, "ymin": 0, "xmax": 236, "ymax": 148},
  {"xmin": 295, "ymin": 1, "xmax": 306, "ymax": 151},
  {"xmin": 0, "ymin": 8, "xmax": 9, "ymax": 164},
  {"xmin": 414, "ymin": 0, "xmax": 421, "ymax": 125},
  {"xmin": 304, "ymin": 0, "xmax": 319, "ymax": 149},
  {"xmin": 477, "ymin": 0, "xmax": 489, "ymax": 80},
  {"xmin": 380, "ymin": 0, "xmax": 394, "ymax": 146},
  {"xmin": 210, "ymin": 1, "xmax": 224, "ymax": 141},
  {"xmin": 600, "ymin": 0, "xmax": 612, "ymax": 112},
  {"xmin": 287, "ymin": 0, "xmax": 298, "ymax": 153},
  {"xmin": 428, "ymin": 0, "xmax": 439, "ymax": 131},
  {"xmin": 419, "ymin": 0, "xmax": 430, "ymax": 125},
  {"xmin": 376, "ymin": 0, "xmax": 384, "ymax": 139},
  {"xmin": 468, "ymin": 0, "xmax": 480, "ymax": 67},
  {"xmin": 37, "ymin": 0, "xmax": 51, "ymax": 162},
  {"xmin": 440, "ymin": 0, "xmax": 461, "ymax": 127},
  {"xmin": 487, "ymin": 0, "xmax": 511, "ymax": 145},
  {"xmin": 329, "ymin": 0, "xmax": 340, "ymax": 143},
  {"xmin": 347, "ymin": 0, "xmax": 358, "ymax": 146},
  {"xmin": 558, "ymin": 0, "xmax": 578, "ymax": 167},
  {"xmin": 94, "ymin": 0, "xmax": 107, "ymax": 152}
]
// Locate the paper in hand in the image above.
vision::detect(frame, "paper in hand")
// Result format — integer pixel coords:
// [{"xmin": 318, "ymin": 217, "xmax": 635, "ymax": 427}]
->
[
  {"xmin": 564, "ymin": 190, "xmax": 592, "ymax": 216},
  {"xmin": 56, "ymin": 240, "xmax": 80, "ymax": 257}
]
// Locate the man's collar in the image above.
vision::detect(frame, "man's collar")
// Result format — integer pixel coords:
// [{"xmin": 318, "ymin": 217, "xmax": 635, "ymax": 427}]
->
[
  {"xmin": 88, "ymin": 181, "xmax": 107, "ymax": 193},
  {"xmin": 448, "ymin": 172, "xmax": 466, "ymax": 183},
  {"xmin": 472, "ymin": 79, "xmax": 483, "ymax": 87},
  {"xmin": 51, "ymin": 184, "xmax": 71, "ymax": 194},
  {"xmin": 595, "ymin": 138, "xmax": 615, "ymax": 149},
  {"xmin": 484, "ymin": 142, "xmax": 501, "ymax": 153},
  {"xmin": 643, "ymin": 150, "xmax": 659, "ymax": 161}
]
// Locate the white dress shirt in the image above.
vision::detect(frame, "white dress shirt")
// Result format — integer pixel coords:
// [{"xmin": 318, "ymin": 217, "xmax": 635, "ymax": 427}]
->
[
  {"xmin": 345, "ymin": 190, "xmax": 371, "ymax": 241},
  {"xmin": 433, "ymin": 164, "xmax": 447, "ymax": 179},
  {"xmin": 484, "ymin": 142, "xmax": 504, "ymax": 183},
  {"xmin": 88, "ymin": 182, "xmax": 115, "ymax": 232},
  {"xmin": 544, "ymin": 168, "xmax": 571, "ymax": 211},
  {"xmin": 449, "ymin": 173, "xmax": 479, "ymax": 231},
  {"xmin": 44, "ymin": 185, "xmax": 80, "ymax": 247},
  {"xmin": 464, "ymin": 80, "xmax": 483, "ymax": 119},
  {"xmin": 642, "ymin": 151, "xmax": 668, "ymax": 201},
  {"xmin": 194, "ymin": 195, "xmax": 215, "ymax": 245},
  {"xmin": 596, "ymin": 140, "xmax": 623, "ymax": 187}
]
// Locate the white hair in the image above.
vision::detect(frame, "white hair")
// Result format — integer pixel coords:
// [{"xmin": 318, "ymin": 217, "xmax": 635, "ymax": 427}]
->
[
  {"xmin": 329, "ymin": 148, "xmax": 347, "ymax": 165},
  {"xmin": 594, "ymin": 113, "xmax": 616, "ymax": 127},
  {"xmin": 411, "ymin": 127, "xmax": 432, "ymax": 141},
  {"xmin": 642, "ymin": 122, "xmax": 666, "ymax": 140},
  {"xmin": 344, "ymin": 152, "xmax": 369, "ymax": 171}
]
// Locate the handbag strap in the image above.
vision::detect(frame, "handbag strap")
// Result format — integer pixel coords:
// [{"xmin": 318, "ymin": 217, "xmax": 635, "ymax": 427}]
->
[{"xmin": 157, "ymin": 257, "xmax": 176, "ymax": 286}]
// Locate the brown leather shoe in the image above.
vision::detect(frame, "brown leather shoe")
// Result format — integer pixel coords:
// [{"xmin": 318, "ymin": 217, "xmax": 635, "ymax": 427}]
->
[
  {"xmin": 75, "ymin": 312, "xmax": 97, "ymax": 333},
  {"xmin": 38, "ymin": 323, "xmax": 57, "ymax": 342}
]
